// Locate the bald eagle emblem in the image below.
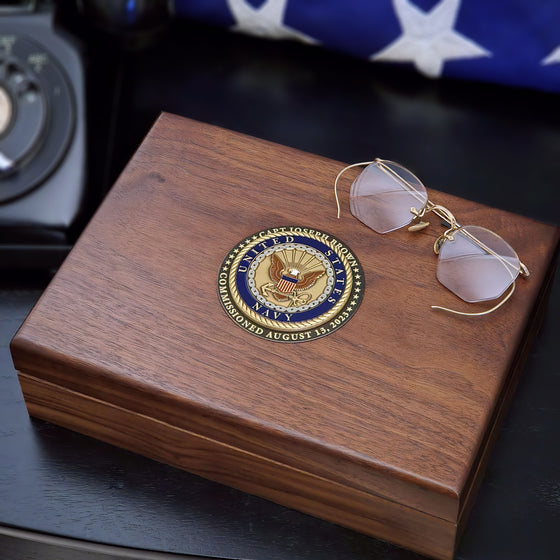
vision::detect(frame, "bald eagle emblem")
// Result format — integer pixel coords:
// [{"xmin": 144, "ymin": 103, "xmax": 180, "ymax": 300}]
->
[{"xmin": 261, "ymin": 250, "xmax": 326, "ymax": 306}]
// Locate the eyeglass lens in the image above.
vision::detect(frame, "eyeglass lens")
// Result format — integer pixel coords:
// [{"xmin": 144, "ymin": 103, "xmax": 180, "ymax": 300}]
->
[
  {"xmin": 349, "ymin": 160, "xmax": 428, "ymax": 234},
  {"xmin": 437, "ymin": 225, "xmax": 520, "ymax": 303}
]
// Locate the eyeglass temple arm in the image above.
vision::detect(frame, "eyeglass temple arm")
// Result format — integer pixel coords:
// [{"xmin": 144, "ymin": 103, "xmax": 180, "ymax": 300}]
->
[
  {"xmin": 334, "ymin": 161, "xmax": 375, "ymax": 218},
  {"xmin": 431, "ymin": 281, "xmax": 518, "ymax": 317}
]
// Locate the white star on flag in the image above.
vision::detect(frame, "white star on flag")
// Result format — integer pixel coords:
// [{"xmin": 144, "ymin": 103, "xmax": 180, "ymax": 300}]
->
[
  {"xmin": 542, "ymin": 46, "xmax": 560, "ymax": 65},
  {"xmin": 371, "ymin": 0, "xmax": 491, "ymax": 78},
  {"xmin": 227, "ymin": 0, "xmax": 318, "ymax": 44}
]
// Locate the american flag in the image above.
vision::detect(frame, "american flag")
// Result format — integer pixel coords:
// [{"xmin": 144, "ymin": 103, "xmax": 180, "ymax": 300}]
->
[{"xmin": 174, "ymin": 0, "xmax": 560, "ymax": 93}]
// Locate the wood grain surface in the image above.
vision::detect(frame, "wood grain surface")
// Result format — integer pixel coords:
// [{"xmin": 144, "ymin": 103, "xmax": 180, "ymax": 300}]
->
[{"xmin": 11, "ymin": 114, "xmax": 560, "ymax": 560}]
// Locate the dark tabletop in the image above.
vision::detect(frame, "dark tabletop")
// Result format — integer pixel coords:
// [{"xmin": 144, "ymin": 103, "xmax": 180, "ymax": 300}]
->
[{"xmin": 1, "ymin": 17, "xmax": 560, "ymax": 560}]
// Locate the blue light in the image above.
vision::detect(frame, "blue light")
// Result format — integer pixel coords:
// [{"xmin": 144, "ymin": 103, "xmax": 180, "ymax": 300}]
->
[{"xmin": 125, "ymin": 0, "xmax": 138, "ymax": 25}]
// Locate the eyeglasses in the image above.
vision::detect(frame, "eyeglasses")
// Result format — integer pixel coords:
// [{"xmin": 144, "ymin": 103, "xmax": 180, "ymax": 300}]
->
[{"xmin": 334, "ymin": 158, "xmax": 529, "ymax": 317}]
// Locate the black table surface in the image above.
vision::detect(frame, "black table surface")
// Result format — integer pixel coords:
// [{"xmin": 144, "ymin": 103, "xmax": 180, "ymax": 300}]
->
[{"xmin": 1, "ymin": 18, "xmax": 560, "ymax": 560}]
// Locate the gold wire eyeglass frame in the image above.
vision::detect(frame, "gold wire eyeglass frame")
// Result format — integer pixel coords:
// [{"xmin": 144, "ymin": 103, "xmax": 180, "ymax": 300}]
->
[{"xmin": 334, "ymin": 159, "xmax": 530, "ymax": 317}]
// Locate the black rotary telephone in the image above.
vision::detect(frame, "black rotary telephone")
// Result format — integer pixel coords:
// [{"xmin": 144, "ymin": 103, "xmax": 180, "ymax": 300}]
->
[
  {"xmin": 0, "ymin": 0, "xmax": 173, "ymax": 270},
  {"xmin": 0, "ymin": 0, "xmax": 86, "ymax": 268}
]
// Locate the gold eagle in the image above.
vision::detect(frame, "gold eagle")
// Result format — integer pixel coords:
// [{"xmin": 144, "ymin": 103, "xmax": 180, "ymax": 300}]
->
[{"xmin": 269, "ymin": 253, "xmax": 325, "ymax": 294}]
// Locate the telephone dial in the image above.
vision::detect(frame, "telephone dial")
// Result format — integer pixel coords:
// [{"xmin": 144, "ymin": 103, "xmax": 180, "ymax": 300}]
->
[{"xmin": 0, "ymin": 0, "xmax": 86, "ymax": 269}]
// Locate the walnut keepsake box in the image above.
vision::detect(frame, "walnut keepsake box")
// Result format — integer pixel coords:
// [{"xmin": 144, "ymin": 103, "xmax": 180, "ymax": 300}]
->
[{"xmin": 11, "ymin": 114, "xmax": 560, "ymax": 559}]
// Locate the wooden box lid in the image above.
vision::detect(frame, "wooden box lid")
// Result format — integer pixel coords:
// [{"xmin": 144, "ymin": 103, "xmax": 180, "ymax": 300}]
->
[{"xmin": 11, "ymin": 114, "xmax": 560, "ymax": 559}]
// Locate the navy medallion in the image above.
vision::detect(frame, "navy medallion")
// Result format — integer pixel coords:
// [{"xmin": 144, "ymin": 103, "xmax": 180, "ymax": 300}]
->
[{"xmin": 218, "ymin": 226, "xmax": 364, "ymax": 342}]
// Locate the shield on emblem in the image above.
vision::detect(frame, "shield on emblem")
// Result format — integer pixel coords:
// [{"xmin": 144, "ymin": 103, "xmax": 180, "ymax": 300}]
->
[{"xmin": 276, "ymin": 274, "xmax": 298, "ymax": 293}]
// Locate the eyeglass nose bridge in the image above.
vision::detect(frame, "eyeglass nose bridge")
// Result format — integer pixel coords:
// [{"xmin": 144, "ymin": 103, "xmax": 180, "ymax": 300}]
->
[
  {"xmin": 427, "ymin": 203, "xmax": 458, "ymax": 229},
  {"xmin": 408, "ymin": 202, "xmax": 459, "ymax": 241},
  {"xmin": 409, "ymin": 203, "xmax": 459, "ymax": 255}
]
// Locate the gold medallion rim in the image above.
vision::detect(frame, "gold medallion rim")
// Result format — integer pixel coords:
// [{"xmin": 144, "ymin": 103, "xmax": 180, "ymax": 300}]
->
[{"xmin": 218, "ymin": 227, "xmax": 364, "ymax": 341}]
